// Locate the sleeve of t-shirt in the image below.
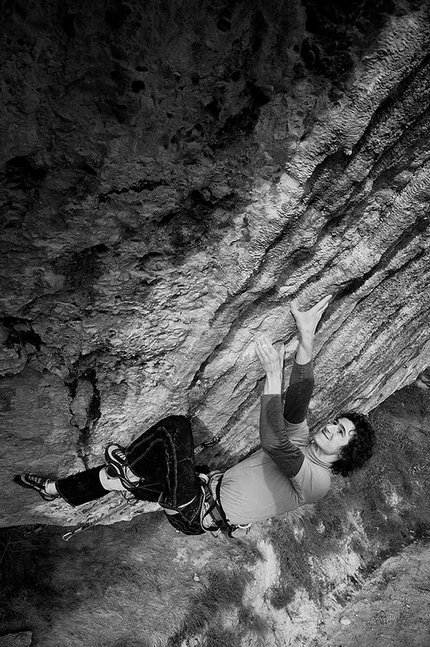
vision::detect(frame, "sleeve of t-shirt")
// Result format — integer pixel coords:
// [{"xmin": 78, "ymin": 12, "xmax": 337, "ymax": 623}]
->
[{"xmin": 259, "ymin": 394, "xmax": 305, "ymax": 478}]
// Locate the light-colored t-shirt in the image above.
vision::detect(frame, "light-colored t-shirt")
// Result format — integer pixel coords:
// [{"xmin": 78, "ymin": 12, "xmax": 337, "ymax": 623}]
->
[{"xmin": 220, "ymin": 394, "xmax": 332, "ymax": 525}]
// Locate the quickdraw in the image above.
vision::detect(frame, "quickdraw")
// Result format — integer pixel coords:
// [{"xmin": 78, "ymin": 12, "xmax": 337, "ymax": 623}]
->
[
  {"xmin": 194, "ymin": 433, "xmax": 222, "ymax": 456},
  {"xmin": 62, "ymin": 492, "xmax": 140, "ymax": 542}
]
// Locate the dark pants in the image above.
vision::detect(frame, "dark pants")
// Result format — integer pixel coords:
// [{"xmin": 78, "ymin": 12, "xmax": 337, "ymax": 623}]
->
[
  {"xmin": 56, "ymin": 416, "xmax": 204, "ymax": 535},
  {"xmin": 126, "ymin": 415, "xmax": 198, "ymax": 507}
]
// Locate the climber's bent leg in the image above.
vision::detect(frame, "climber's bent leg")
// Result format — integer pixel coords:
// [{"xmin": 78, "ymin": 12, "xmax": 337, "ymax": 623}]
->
[
  {"xmin": 125, "ymin": 415, "xmax": 200, "ymax": 509},
  {"xmin": 15, "ymin": 415, "xmax": 202, "ymax": 526}
]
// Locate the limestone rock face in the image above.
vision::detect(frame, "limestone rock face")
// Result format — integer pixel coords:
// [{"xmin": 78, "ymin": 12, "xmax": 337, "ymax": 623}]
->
[{"xmin": 1, "ymin": 0, "xmax": 430, "ymax": 526}]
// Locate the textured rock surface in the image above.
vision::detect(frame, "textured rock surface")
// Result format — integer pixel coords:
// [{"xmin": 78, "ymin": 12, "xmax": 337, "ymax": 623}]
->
[
  {"xmin": 317, "ymin": 542, "xmax": 430, "ymax": 647},
  {"xmin": 1, "ymin": 0, "xmax": 430, "ymax": 527},
  {"xmin": 0, "ymin": 633, "xmax": 33, "ymax": 647}
]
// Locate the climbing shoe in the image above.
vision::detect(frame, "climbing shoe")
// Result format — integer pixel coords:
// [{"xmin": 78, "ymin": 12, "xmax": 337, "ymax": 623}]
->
[
  {"xmin": 104, "ymin": 444, "xmax": 141, "ymax": 488},
  {"xmin": 13, "ymin": 474, "xmax": 58, "ymax": 501}
]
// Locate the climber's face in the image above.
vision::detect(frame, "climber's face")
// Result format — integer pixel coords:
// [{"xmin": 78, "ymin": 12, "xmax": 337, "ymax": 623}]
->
[{"xmin": 313, "ymin": 417, "xmax": 356, "ymax": 458}]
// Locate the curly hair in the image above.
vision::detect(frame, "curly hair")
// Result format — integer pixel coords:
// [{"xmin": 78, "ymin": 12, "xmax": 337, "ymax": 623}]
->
[{"xmin": 331, "ymin": 410, "xmax": 376, "ymax": 477}]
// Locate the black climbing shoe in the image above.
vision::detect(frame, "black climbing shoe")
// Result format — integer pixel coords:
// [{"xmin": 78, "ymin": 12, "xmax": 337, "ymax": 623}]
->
[
  {"xmin": 104, "ymin": 444, "xmax": 141, "ymax": 488},
  {"xmin": 13, "ymin": 474, "xmax": 58, "ymax": 501}
]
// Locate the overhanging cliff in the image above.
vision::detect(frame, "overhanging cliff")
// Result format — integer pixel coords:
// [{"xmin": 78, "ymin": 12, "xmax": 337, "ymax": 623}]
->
[{"xmin": 1, "ymin": 0, "xmax": 430, "ymax": 527}]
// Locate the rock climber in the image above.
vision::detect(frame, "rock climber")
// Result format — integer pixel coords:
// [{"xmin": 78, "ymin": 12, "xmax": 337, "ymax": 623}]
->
[{"xmin": 14, "ymin": 294, "xmax": 375, "ymax": 537}]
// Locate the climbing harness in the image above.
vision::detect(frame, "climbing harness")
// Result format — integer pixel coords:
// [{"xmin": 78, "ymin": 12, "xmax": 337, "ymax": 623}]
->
[{"xmin": 198, "ymin": 471, "xmax": 251, "ymax": 538}]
